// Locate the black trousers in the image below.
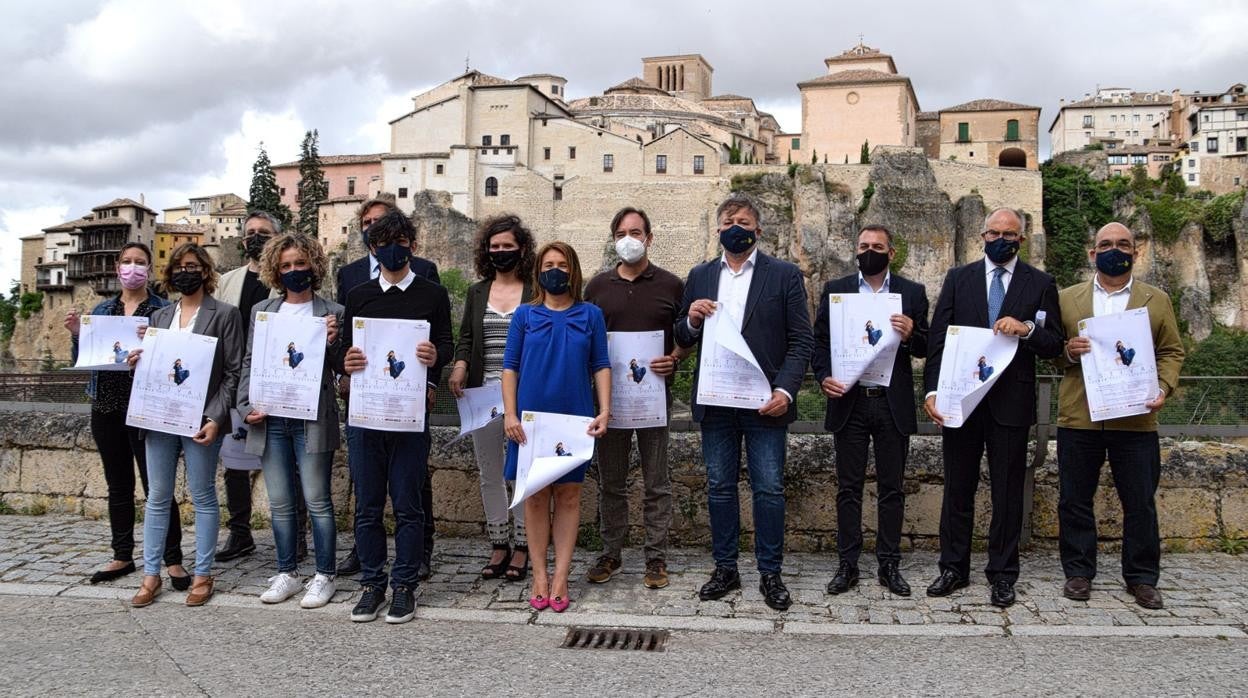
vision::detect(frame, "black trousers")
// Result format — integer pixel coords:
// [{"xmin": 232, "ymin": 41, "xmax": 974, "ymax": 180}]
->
[
  {"xmin": 1057, "ymin": 427, "xmax": 1161, "ymax": 586},
  {"xmin": 938, "ymin": 407, "xmax": 1030, "ymax": 584},
  {"xmin": 223, "ymin": 465, "xmax": 307, "ymax": 543},
  {"xmin": 833, "ymin": 395, "xmax": 907, "ymax": 568},
  {"xmin": 91, "ymin": 409, "xmax": 182, "ymax": 565}
]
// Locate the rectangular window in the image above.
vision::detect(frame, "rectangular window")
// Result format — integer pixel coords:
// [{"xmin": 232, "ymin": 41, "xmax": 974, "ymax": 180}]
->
[
  {"xmin": 347, "ymin": 178, "xmax": 356, "ymax": 195},
  {"xmin": 1082, "ymin": 115, "xmax": 1094, "ymax": 128},
  {"xmin": 1111, "ymin": 115, "xmax": 1117, "ymax": 123},
  {"xmin": 1188, "ymin": 159, "xmax": 1196, "ymax": 167},
  {"xmin": 790, "ymin": 137, "xmax": 800, "ymax": 149},
  {"xmin": 957, "ymin": 122, "xmax": 970, "ymax": 142},
  {"xmin": 694, "ymin": 155, "xmax": 705, "ymax": 174},
  {"xmin": 543, "ymin": 147, "xmax": 551, "ymax": 160},
  {"xmin": 1188, "ymin": 173, "xmax": 1196, "ymax": 181},
  {"xmin": 602, "ymin": 154, "xmax": 613, "ymax": 172},
  {"xmin": 568, "ymin": 146, "xmax": 576, "ymax": 159},
  {"xmin": 500, "ymin": 134, "xmax": 510, "ymax": 146},
  {"xmin": 436, "ymin": 164, "xmax": 444, "ymax": 174},
  {"xmin": 655, "ymin": 154, "xmax": 667, "ymax": 174},
  {"xmin": 398, "ymin": 187, "xmax": 408, "ymax": 198},
  {"xmin": 1237, "ymin": 136, "xmax": 1247, "ymax": 152},
  {"xmin": 1005, "ymin": 120, "xmax": 1019, "ymax": 141},
  {"xmin": 1191, "ymin": 141, "xmax": 1200, "ymax": 152},
  {"xmin": 1207, "ymin": 137, "xmax": 1219, "ymax": 153},
  {"xmin": 553, "ymin": 186, "xmax": 562, "ymax": 201},
  {"xmin": 1130, "ymin": 155, "xmax": 1147, "ymax": 164},
  {"xmin": 1108, "ymin": 131, "xmax": 1115, "ymax": 138},
  {"xmin": 1133, "ymin": 114, "xmax": 1140, "ymax": 123},
  {"xmin": 482, "ymin": 135, "xmax": 492, "ymax": 146}
]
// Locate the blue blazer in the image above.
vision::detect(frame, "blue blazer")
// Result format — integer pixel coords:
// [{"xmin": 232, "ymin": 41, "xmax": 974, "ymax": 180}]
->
[
  {"xmin": 335, "ymin": 254, "xmax": 440, "ymax": 307},
  {"xmin": 674, "ymin": 251, "xmax": 814, "ymax": 426}
]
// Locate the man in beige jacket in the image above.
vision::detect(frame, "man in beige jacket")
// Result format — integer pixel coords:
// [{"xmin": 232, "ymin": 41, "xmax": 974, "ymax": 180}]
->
[{"xmin": 1056, "ymin": 222, "xmax": 1184, "ymax": 610}]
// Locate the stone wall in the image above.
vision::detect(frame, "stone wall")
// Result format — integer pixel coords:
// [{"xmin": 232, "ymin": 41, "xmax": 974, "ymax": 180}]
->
[{"xmin": 2, "ymin": 408, "xmax": 1244, "ymax": 552}]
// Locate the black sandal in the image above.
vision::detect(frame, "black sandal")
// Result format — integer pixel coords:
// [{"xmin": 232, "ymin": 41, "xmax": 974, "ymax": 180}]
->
[
  {"xmin": 481, "ymin": 543, "xmax": 511, "ymax": 579},
  {"xmin": 504, "ymin": 544, "xmax": 530, "ymax": 582}
]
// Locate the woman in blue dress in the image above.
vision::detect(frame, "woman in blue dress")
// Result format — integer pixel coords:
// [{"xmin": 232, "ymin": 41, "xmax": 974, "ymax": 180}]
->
[{"xmin": 502, "ymin": 241, "xmax": 610, "ymax": 613}]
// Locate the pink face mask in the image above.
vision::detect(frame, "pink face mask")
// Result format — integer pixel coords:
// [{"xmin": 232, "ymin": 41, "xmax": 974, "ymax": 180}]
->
[{"xmin": 117, "ymin": 263, "xmax": 149, "ymax": 290}]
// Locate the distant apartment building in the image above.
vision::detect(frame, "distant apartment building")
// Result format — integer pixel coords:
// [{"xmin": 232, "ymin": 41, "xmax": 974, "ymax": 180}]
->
[
  {"xmin": 937, "ymin": 99, "xmax": 1041, "ymax": 169},
  {"xmin": 1049, "ymin": 87, "xmax": 1173, "ymax": 154},
  {"xmin": 153, "ymin": 223, "xmax": 211, "ymax": 263},
  {"xmin": 272, "ymin": 154, "xmax": 384, "ymax": 214},
  {"xmin": 1172, "ymin": 84, "xmax": 1248, "ymax": 191},
  {"xmin": 66, "ymin": 198, "xmax": 158, "ymax": 296}
]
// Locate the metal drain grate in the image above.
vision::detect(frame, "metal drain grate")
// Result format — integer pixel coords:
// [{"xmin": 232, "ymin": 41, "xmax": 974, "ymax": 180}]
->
[{"xmin": 560, "ymin": 626, "xmax": 669, "ymax": 652}]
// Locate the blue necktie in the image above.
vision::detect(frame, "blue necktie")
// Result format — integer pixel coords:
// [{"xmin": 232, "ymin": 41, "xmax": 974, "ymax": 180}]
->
[{"xmin": 988, "ymin": 267, "xmax": 1006, "ymax": 326}]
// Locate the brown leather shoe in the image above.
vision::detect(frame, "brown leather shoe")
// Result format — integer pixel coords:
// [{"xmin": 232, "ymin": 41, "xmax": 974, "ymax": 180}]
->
[
  {"xmin": 643, "ymin": 559, "xmax": 669, "ymax": 589},
  {"xmin": 586, "ymin": 555, "xmax": 621, "ymax": 584},
  {"xmin": 1063, "ymin": 576, "xmax": 1091, "ymax": 601},
  {"xmin": 185, "ymin": 576, "xmax": 214, "ymax": 607},
  {"xmin": 131, "ymin": 575, "xmax": 162, "ymax": 608},
  {"xmin": 1127, "ymin": 583, "xmax": 1164, "ymax": 609}
]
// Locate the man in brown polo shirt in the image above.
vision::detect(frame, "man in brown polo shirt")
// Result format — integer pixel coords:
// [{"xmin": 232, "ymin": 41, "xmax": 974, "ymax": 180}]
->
[{"xmin": 584, "ymin": 207, "xmax": 687, "ymax": 589}]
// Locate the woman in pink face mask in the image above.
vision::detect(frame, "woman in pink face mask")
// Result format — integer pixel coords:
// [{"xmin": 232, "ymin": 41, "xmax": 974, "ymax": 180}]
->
[{"xmin": 65, "ymin": 242, "xmax": 187, "ymax": 588}]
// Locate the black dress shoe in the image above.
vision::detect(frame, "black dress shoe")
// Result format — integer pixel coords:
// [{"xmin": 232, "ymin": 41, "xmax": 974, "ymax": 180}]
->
[
  {"xmin": 698, "ymin": 566, "xmax": 741, "ymax": 601},
  {"xmin": 1127, "ymin": 583, "xmax": 1164, "ymax": 610},
  {"xmin": 1063, "ymin": 576, "xmax": 1091, "ymax": 601},
  {"xmin": 88, "ymin": 561, "xmax": 136, "ymax": 585},
  {"xmin": 759, "ymin": 572, "xmax": 792, "ymax": 611},
  {"xmin": 336, "ymin": 547, "xmax": 361, "ymax": 576},
  {"xmin": 169, "ymin": 573, "xmax": 192, "ymax": 592},
  {"xmin": 926, "ymin": 569, "xmax": 969, "ymax": 597},
  {"xmin": 877, "ymin": 561, "xmax": 911, "ymax": 597},
  {"xmin": 216, "ymin": 535, "xmax": 256, "ymax": 562},
  {"xmin": 825, "ymin": 560, "xmax": 859, "ymax": 595},
  {"xmin": 990, "ymin": 580, "xmax": 1016, "ymax": 608}
]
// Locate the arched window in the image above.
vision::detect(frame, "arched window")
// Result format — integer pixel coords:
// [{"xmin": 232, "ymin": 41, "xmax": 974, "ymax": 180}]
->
[
  {"xmin": 998, "ymin": 147, "xmax": 1027, "ymax": 168},
  {"xmin": 485, "ymin": 177, "xmax": 498, "ymax": 197}
]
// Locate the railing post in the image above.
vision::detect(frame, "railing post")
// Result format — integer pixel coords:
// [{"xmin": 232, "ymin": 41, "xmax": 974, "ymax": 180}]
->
[{"xmin": 1022, "ymin": 378, "xmax": 1054, "ymax": 546}]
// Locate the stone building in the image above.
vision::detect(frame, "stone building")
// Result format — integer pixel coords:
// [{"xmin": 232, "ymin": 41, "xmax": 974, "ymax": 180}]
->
[
  {"xmin": 1048, "ymin": 87, "xmax": 1173, "ymax": 154},
  {"xmin": 153, "ymin": 223, "xmax": 210, "ymax": 264},
  {"xmin": 316, "ymin": 194, "xmax": 367, "ymax": 254},
  {"xmin": 1171, "ymin": 83, "xmax": 1248, "ymax": 191},
  {"xmin": 937, "ymin": 99, "xmax": 1041, "ymax": 170},
  {"xmin": 1106, "ymin": 143, "xmax": 1180, "ymax": 179},
  {"xmin": 796, "ymin": 42, "xmax": 918, "ymax": 165},
  {"xmin": 66, "ymin": 198, "xmax": 158, "ymax": 297},
  {"xmin": 272, "ymin": 154, "xmax": 383, "ymax": 214}
]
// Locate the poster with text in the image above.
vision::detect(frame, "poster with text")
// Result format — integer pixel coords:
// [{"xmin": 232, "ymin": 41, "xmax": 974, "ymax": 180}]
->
[
  {"xmin": 348, "ymin": 317, "xmax": 429, "ymax": 432},
  {"xmin": 695, "ymin": 304, "xmax": 772, "ymax": 409},
  {"xmin": 828, "ymin": 292, "xmax": 903, "ymax": 388},
  {"xmin": 607, "ymin": 330, "xmax": 667, "ymax": 429},
  {"xmin": 509, "ymin": 411, "xmax": 595, "ymax": 509},
  {"xmin": 125, "ymin": 327, "xmax": 218, "ymax": 437},
  {"xmin": 71, "ymin": 315, "xmax": 149, "ymax": 371},
  {"xmin": 247, "ymin": 311, "xmax": 327, "ymax": 420},
  {"xmin": 934, "ymin": 325, "xmax": 1019, "ymax": 429},
  {"xmin": 452, "ymin": 383, "xmax": 505, "ymax": 444},
  {"xmin": 1078, "ymin": 307, "xmax": 1159, "ymax": 421}
]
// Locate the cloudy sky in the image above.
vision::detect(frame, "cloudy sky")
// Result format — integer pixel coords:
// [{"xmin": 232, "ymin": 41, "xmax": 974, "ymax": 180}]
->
[{"xmin": 2, "ymin": 0, "xmax": 1244, "ymax": 290}]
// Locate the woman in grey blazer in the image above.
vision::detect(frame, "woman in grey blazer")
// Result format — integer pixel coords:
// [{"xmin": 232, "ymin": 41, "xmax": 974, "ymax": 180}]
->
[
  {"xmin": 237, "ymin": 233, "xmax": 344, "ymax": 609},
  {"xmin": 130, "ymin": 243, "xmax": 243, "ymax": 609}
]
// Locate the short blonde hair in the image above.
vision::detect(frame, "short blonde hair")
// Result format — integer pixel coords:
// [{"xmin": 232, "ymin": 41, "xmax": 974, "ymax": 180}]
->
[
  {"xmin": 258, "ymin": 233, "xmax": 329, "ymax": 292},
  {"xmin": 161, "ymin": 243, "xmax": 219, "ymax": 295}
]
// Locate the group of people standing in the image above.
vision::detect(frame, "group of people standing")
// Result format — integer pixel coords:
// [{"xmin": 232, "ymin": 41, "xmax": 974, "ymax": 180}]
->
[{"xmin": 66, "ymin": 189, "xmax": 1183, "ymax": 622}]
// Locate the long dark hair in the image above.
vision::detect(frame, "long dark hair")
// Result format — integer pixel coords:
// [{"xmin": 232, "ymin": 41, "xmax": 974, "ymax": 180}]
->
[{"xmin": 473, "ymin": 214, "xmax": 535, "ymax": 283}]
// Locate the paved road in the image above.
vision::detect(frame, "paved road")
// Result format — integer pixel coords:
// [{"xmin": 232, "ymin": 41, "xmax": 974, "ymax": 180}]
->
[{"xmin": 2, "ymin": 594, "xmax": 1245, "ymax": 696}]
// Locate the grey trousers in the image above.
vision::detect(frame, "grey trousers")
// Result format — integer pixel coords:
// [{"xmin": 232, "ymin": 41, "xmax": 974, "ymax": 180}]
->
[{"xmin": 595, "ymin": 426, "xmax": 672, "ymax": 561}]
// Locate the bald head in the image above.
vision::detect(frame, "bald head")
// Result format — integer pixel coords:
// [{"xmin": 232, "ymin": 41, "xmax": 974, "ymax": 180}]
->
[
  {"xmin": 983, "ymin": 208, "xmax": 1025, "ymax": 235},
  {"xmin": 1095, "ymin": 222, "xmax": 1134, "ymax": 244},
  {"xmin": 1089, "ymin": 221, "xmax": 1136, "ymax": 278}
]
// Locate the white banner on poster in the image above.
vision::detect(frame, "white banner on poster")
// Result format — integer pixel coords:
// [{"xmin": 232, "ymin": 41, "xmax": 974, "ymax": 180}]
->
[
  {"xmin": 451, "ymin": 383, "xmax": 505, "ymax": 444},
  {"xmin": 348, "ymin": 317, "xmax": 429, "ymax": 432},
  {"xmin": 1079, "ymin": 307, "xmax": 1159, "ymax": 421},
  {"xmin": 934, "ymin": 325, "xmax": 1019, "ymax": 429},
  {"xmin": 71, "ymin": 315, "xmax": 149, "ymax": 371},
  {"xmin": 125, "ymin": 327, "xmax": 218, "ymax": 437},
  {"xmin": 828, "ymin": 292, "xmax": 903, "ymax": 388},
  {"xmin": 509, "ymin": 411, "xmax": 595, "ymax": 509},
  {"xmin": 607, "ymin": 330, "xmax": 667, "ymax": 429},
  {"xmin": 247, "ymin": 311, "xmax": 327, "ymax": 420},
  {"xmin": 696, "ymin": 303, "xmax": 772, "ymax": 409}
]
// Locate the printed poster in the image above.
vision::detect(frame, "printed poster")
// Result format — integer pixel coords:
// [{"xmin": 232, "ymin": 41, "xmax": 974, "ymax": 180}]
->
[
  {"xmin": 125, "ymin": 327, "xmax": 218, "ymax": 437},
  {"xmin": 348, "ymin": 317, "xmax": 430, "ymax": 432},
  {"xmin": 934, "ymin": 325, "xmax": 1019, "ymax": 429}
]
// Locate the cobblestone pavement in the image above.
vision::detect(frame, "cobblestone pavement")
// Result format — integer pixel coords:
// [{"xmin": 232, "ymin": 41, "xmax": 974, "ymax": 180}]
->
[{"xmin": 1, "ymin": 515, "xmax": 1245, "ymax": 637}]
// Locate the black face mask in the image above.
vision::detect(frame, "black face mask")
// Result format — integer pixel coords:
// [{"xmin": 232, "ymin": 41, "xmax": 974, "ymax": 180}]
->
[
  {"xmin": 489, "ymin": 249, "xmax": 521, "ymax": 273},
  {"xmin": 857, "ymin": 249, "xmax": 890, "ymax": 275},
  {"xmin": 171, "ymin": 270, "xmax": 204, "ymax": 295},
  {"xmin": 244, "ymin": 234, "xmax": 271, "ymax": 260}
]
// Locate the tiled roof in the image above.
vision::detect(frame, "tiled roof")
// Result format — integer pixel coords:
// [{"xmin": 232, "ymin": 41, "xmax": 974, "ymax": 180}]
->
[
  {"xmin": 320, "ymin": 195, "xmax": 367, "ymax": 205},
  {"xmin": 941, "ymin": 98, "xmax": 1039, "ymax": 113},
  {"xmin": 43, "ymin": 215, "xmax": 95, "ymax": 233},
  {"xmin": 798, "ymin": 69, "xmax": 910, "ymax": 88},
  {"xmin": 155, "ymin": 223, "xmax": 211, "ymax": 234},
  {"xmin": 273, "ymin": 153, "xmax": 384, "ymax": 168},
  {"xmin": 704, "ymin": 94, "xmax": 752, "ymax": 101},
  {"xmin": 381, "ymin": 152, "xmax": 450, "ymax": 159},
  {"xmin": 1061, "ymin": 94, "xmax": 1173, "ymax": 109},
  {"xmin": 917, "ymin": 111, "xmax": 939, "ymax": 120},
  {"xmin": 826, "ymin": 43, "xmax": 891, "ymax": 62},
  {"xmin": 77, "ymin": 216, "xmax": 132, "ymax": 228},
  {"xmin": 604, "ymin": 77, "xmax": 668, "ymax": 95},
  {"xmin": 92, "ymin": 198, "xmax": 158, "ymax": 215}
]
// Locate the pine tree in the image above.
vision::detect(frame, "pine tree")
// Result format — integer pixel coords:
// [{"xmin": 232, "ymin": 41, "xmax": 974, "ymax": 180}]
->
[
  {"xmin": 248, "ymin": 142, "xmax": 292, "ymax": 226},
  {"xmin": 295, "ymin": 130, "xmax": 328, "ymax": 237},
  {"xmin": 811, "ymin": 149, "xmax": 818, "ymax": 164},
  {"xmin": 729, "ymin": 142, "xmax": 742, "ymax": 165},
  {"xmin": 860, "ymin": 139, "xmax": 871, "ymax": 164}
]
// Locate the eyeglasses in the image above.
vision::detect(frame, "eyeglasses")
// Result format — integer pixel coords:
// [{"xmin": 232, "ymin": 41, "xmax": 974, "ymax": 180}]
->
[
  {"xmin": 174, "ymin": 264, "xmax": 203, "ymax": 273},
  {"xmin": 982, "ymin": 229, "xmax": 1021, "ymax": 242},
  {"xmin": 1094, "ymin": 240, "xmax": 1135, "ymax": 252}
]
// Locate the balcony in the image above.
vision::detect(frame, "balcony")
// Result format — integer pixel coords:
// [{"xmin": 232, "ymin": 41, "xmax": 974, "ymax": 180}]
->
[
  {"xmin": 90, "ymin": 276, "xmax": 122, "ymax": 296},
  {"xmin": 35, "ymin": 268, "xmax": 73, "ymax": 292}
]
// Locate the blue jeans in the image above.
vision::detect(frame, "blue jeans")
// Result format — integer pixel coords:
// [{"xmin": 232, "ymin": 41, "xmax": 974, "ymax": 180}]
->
[
  {"xmin": 143, "ymin": 431, "xmax": 222, "ymax": 576},
  {"xmin": 261, "ymin": 417, "xmax": 336, "ymax": 576},
  {"xmin": 353, "ymin": 428, "xmax": 429, "ymax": 590},
  {"xmin": 700, "ymin": 407, "xmax": 788, "ymax": 573}
]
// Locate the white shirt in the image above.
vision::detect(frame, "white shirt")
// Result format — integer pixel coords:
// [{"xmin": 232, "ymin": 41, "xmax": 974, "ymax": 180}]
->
[
  {"xmin": 1092, "ymin": 275, "xmax": 1133, "ymax": 317},
  {"xmin": 171, "ymin": 302, "xmax": 200, "ymax": 333},
  {"xmin": 278, "ymin": 299, "xmax": 314, "ymax": 316},
  {"xmin": 858, "ymin": 271, "xmax": 891, "ymax": 294},
  {"xmin": 984, "ymin": 255, "xmax": 1018, "ymax": 297},
  {"xmin": 717, "ymin": 248, "xmax": 759, "ymax": 332},
  {"xmin": 368, "ymin": 254, "xmax": 380, "ymax": 281},
  {"xmin": 378, "ymin": 268, "xmax": 416, "ymax": 293}
]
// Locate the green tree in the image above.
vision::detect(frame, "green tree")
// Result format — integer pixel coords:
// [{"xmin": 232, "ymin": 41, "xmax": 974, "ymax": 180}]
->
[
  {"xmin": 248, "ymin": 142, "xmax": 293, "ymax": 226},
  {"xmin": 295, "ymin": 130, "xmax": 328, "ymax": 237},
  {"xmin": 811, "ymin": 149, "xmax": 817, "ymax": 164},
  {"xmin": 1041, "ymin": 162, "xmax": 1114, "ymax": 288},
  {"xmin": 859, "ymin": 139, "xmax": 870, "ymax": 164}
]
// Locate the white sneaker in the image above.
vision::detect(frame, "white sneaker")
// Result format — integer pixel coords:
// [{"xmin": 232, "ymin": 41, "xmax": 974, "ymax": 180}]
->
[
  {"xmin": 300, "ymin": 573, "xmax": 336, "ymax": 609},
  {"xmin": 260, "ymin": 572, "xmax": 303, "ymax": 604}
]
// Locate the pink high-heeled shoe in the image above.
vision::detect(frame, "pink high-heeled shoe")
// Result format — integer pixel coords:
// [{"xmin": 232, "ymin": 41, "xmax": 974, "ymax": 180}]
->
[
  {"xmin": 550, "ymin": 595, "xmax": 571, "ymax": 613},
  {"xmin": 529, "ymin": 595, "xmax": 550, "ymax": 611}
]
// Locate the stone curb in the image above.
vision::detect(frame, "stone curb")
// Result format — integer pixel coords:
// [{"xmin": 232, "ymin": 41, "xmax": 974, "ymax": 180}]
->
[
  {"xmin": 1008, "ymin": 624, "xmax": 1246, "ymax": 639},
  {"xmin": 782, "ymin": 622, "xmax": 1003, "ymax": 637}
]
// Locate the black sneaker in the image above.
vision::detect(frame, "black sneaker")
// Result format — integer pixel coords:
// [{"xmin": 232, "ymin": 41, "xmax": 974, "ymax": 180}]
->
[
  {"xmin": 336, "ymin": 547, "xmax": 361, "ymax": 577},
  {"xmin": 350, "ymin": 585, "xmax": 387, "ymax": 622},
  {"xmin": 386, "ymin": 585, "xmax": 416, "ymax": 624}
]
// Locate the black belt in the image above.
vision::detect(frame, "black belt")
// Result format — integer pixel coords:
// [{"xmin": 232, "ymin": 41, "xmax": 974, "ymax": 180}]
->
[{"xmin": 861, "ymin": 386, "xmax": 887, "ymax": 398}]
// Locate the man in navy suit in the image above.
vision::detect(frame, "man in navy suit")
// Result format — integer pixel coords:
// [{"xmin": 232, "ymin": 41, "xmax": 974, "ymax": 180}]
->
[
  {"xmin": 922, "ymin": 207, "xmax": 1065, "ymax": 608},
  {"xmin": 675, "ymin": 194, "xmax": 813, "ymax": 611},
  {"xmin": 811, "ymin": 225, "xmax": 928, "ymax": 597},
  {"xmin": 334, "ymin": 195, "xmax": 441, "ymax": 579}
]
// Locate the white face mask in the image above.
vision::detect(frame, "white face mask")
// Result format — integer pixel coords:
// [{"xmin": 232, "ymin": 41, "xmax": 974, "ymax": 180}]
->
[{"xmin": 615, "ymin": 235, "xmax": 647, "ymax": 264}]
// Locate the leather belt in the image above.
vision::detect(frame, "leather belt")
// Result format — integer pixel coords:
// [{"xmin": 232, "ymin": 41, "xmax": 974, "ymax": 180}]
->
[{"xmin": 861, "ymin": 386, "xmax": 887, "ymax": 398}]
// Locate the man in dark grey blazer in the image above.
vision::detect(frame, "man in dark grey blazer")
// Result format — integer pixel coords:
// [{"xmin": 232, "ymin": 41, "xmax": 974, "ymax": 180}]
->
[
  {"xmin": 674, "ymin": 193, "xmax": 814, "ymax": 611},
  {"xmin": 922, "ymin": 207, "xmax": 1065, "ymax": 608},
  {"xmin": 811, "ymin": 225, "xmax": 928, "ymax": 597}
]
